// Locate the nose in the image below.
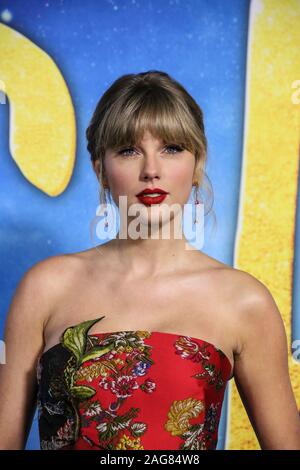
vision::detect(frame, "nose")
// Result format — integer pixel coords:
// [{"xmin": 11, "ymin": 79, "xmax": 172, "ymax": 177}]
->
[{"xmin": 140, "ymin": 154, "xmax": 161, "ymax": 182}]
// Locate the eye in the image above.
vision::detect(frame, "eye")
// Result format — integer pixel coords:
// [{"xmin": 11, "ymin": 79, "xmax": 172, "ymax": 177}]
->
[
  {"xmin": 117, "ymin": 144, "xmax": 184, "ymax": 157},
  {"xmin": 117, "ymin": 147, "xmax": 137, "ymax": 157},
  {"xmin": 164, "ymin": 144, "xmax": 184, "ymax": 154}
]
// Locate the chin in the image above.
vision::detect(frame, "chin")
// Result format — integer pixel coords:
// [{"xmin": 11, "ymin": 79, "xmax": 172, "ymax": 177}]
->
[{"xmin": 138, "ymin": 205, "xmax": 179, "ymax": 228}]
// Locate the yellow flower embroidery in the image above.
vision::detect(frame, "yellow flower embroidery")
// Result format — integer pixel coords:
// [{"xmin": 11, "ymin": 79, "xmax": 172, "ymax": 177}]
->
[
  {"xmin": 165, "ymin": 397, "xmax": 205, "ymax": 436},
  {"xmin": 136, "ymin": 331, "xmax": 151, "ymax": 339},
  {"xmin": 75, "ymin": 358, "xmax": 124, "ymax": 381},
  {"xmin": 115, "ymin": 434, "xmax": 144, "ymax": 450}
]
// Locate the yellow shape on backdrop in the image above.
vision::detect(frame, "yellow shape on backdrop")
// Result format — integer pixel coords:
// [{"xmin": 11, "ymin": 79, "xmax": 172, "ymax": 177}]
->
[
  {"xmin": 226, "ymin": 0, "xmax": 300, "ymax": 449},
  {"xmin": 0, "ymin": 22, "xmax": 76, "ymax": 196}
]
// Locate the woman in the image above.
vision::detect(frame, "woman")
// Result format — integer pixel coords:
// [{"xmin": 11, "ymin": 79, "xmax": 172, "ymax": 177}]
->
[{"xmin": 0, "ymin": 70, "xmax": 299, "ymax": 450}]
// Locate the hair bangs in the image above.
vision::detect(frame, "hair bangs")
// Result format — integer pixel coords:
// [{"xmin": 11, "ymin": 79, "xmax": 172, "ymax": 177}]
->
[{"xmin": 102, "ymin": 88, "xmax": 196, "ymax": 155}]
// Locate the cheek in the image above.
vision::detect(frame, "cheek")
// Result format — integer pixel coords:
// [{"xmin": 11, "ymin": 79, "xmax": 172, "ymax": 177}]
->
[
  {"xmin": 170, "ymin": 162, "xmax": 194, "ymax": 186},
  {"xmin": 169, "ymin": 163, "xmax": 194, "ymax": 202},
  {"xmin": 105, "ymin": 162, "xmax": 136, "ymax": 197}
]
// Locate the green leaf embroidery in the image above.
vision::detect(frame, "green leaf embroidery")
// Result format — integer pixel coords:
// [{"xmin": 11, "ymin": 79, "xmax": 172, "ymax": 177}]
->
[
  {"xmin": 61, "ymin": 316, "xmax": 106, "ymax": 364},
  {"xmin": 70, "ymin": 385, "xmax": 96, "ymax": 400},
  {"xmin": 80, "ymin": 345, "xmax": 113, "ymax": 364}
]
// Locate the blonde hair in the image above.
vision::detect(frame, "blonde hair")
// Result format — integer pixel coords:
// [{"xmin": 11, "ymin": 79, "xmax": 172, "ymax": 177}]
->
[{"xmin": 86, "ymin": 70, "xmax": 215, "ymax": 224}]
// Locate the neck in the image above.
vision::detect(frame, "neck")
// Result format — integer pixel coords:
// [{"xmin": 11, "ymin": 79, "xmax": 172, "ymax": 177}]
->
[{"xmin": 110, "ymin": 212, "xmax": 198, "ymax": 279}]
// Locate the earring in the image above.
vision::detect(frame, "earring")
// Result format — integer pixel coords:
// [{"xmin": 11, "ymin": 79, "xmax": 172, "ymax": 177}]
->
[
  {"xmin": 193, "ymin": 184, "xmax": 200, "ymax": 225},
  {"xmin": 99, "ymin": 178, "xmax": 110, "ymax": 228},
  {"xmin": 104, "ymin": 208, "xmax": 109, "ymax": 229},
  {"xmin": 103, "ymin": 186, "xmax": 109, "ymax": 229}
]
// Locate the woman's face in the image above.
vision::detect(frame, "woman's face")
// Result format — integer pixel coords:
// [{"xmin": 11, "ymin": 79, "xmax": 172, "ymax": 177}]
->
[{"xmin": 94, "ymin": 130, "xmax": 196, "ymax": 228}]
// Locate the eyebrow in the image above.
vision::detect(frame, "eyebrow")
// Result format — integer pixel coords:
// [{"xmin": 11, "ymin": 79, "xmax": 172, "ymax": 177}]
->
[{"xmin": 131, "ymin": 139, "xmax": 174, "ymax": 150}]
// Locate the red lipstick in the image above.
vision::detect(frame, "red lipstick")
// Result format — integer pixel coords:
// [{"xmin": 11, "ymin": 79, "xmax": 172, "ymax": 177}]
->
[{"xmin": 136, "ymin": 188, "xmax": 169, "ymax": 206}]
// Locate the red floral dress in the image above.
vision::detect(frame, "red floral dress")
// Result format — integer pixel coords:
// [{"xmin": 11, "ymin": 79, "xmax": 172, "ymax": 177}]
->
[{"xmin": 36, "ymin": 315, "xmax": 232, "ymax": 450}]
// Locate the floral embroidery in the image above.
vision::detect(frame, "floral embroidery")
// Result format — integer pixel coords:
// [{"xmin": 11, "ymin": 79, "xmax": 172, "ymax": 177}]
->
[
  {"xmin": 164, "ymin": 398, "xmax": 221, "ymax": 450},
  {"xmin": 174, "ymin": 336, "xmax": 227, "ymax": 391},
  {"xmin": 165, "ymin": 397, "xmax": 205, "ymax": 436},
  {"xmin": 37, "ymin": 316, "xmax": 230, "ymax": 450}
]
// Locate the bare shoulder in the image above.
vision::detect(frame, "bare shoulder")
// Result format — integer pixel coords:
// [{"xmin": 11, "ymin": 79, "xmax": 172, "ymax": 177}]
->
[
  {"xmin": 224, "ymin": 268, "xmax": 285, "ymax": 346},
  {"xmin": 198, "ymin": 259, "xmax": 285, "ymax": 356},
  {"xmin": 2, "ymin": 252, "xmax": 89, "ymax": 374},
  {"xmin": 213, "ymin": 266, "xmax": 284, "ymax": 347},
  {"xmin": 21, "ymin": 253, "xmax": 84, "ymax": 301},
  {"xmin": 197, "ymin": 252, "xmax": 267, "ymax": 304},
  {"xmin": 5, "ymin": 253, "xmax": 87, "ymax": 339},
  {"xmin": 213, "ymin": 264, "xmax": 273, "ymax": 304},
  {"xmin": 0, "ymin": 253, "xmax": 88, "ymax": 449}
]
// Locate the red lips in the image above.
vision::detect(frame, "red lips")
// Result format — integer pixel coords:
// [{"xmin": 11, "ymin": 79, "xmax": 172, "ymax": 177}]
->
[
  {"xmin": 136, "ymin": 187, "xmax": 168, "ymax": 196},
  {"xmin": 136, "ymin": 188, "xmax": 169, "ymax": 206}
]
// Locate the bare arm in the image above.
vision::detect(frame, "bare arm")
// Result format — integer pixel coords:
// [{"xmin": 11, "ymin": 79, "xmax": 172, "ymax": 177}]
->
[
  {"xmin": 234, "ymin": 273, "xmax": 300, "ymax": 450},
  {"xmin": 0, "ymin": 256, "xmax": 63, "ymax": 449}
]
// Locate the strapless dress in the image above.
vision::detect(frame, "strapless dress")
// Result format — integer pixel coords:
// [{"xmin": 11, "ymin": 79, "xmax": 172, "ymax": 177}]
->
[{"xmin": 36, "ymin": 315, "xmax": 233, "ymax": 450}]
